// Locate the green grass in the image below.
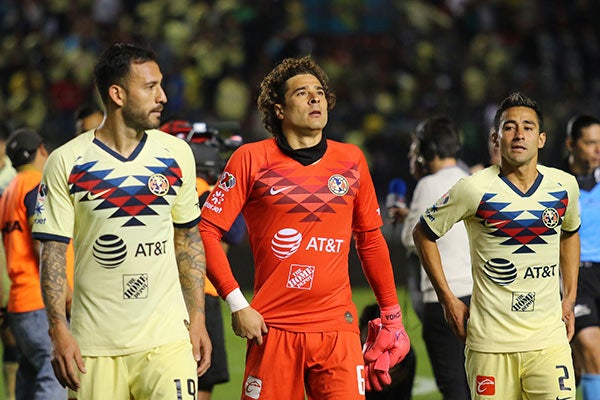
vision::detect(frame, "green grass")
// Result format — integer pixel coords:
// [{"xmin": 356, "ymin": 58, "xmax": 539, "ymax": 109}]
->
[
  {"xmin": 212, "ymin": 286, "xmax": 442, "ymax": 400},
  {"xmin": 0, "ymin": 286, "xmax": 582, "ymax": 399}
]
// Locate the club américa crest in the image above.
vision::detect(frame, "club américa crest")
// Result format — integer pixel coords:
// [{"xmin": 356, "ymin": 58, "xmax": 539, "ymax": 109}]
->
[
  {"xmin": 541, "ymin": 207, "xmax": 559, "ymax": 229},
  {"xmin": 328, "ymin": 174, "xmax": 349, "ymax": 196},
  {"xmin": 148, "ymin": 173, "xmax": 169, "ymax": 196}
]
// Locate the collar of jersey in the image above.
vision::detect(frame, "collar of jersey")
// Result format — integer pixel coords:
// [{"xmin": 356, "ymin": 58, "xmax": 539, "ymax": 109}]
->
[
  {"xmin": 275, "ymin": 134, "xmax": 327, "ymax": 166},
  {"xmin": 92, "ymin": 132, "xmax": 148, "ymax": 162}
]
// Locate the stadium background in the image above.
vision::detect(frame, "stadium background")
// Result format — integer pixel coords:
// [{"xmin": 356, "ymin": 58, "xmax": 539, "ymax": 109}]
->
[{"xmin": 0, "ymin": 1, "xmax": 595, "ymax": 399}]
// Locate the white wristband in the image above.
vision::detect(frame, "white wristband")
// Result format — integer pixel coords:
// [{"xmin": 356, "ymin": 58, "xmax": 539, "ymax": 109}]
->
[{"xmin": 225, "ymin": 288, "xmax": 250, "ymax": 312}]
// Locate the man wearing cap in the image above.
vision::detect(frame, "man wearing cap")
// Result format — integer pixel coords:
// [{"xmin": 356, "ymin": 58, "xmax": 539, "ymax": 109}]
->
[{"xmin": 0, "ymin": 128, "xmax": 66, "ymax": 399}]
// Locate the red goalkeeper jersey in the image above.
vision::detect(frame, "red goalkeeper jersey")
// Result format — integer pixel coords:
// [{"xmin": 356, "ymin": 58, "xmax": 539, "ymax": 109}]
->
[{"xmin": 200, "ymin": 138, "xmax": 384, "ymax": 333}]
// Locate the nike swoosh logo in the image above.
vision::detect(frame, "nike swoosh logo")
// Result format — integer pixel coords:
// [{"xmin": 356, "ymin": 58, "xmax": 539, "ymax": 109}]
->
[
  {"xmin": 483, "ymin": 220, "xmax": 504, "ymax": 228},
  {"xmin": 556, "ymin": 397, "xmax": 572, "ymax": 400},
  {"xmin": 270, "ymin": 186, "xmax": 291, "ymax": 195},
  {"xmin": 86, "ymin": 189, "xmax": 111, "ymax": 201}
]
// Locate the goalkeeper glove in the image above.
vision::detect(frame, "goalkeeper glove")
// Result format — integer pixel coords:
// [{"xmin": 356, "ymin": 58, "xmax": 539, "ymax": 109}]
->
[{"xmin": 362, "ymin": 304, "xmax": 410, "ymax": 391}]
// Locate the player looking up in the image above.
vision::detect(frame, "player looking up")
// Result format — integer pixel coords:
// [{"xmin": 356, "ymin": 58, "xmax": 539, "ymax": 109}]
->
[{"xmin": 199, "ymin": 55, "xmax": 410, "ymax": 399}]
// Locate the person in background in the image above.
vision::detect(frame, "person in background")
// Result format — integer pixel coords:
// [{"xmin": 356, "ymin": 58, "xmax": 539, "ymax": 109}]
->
[
  {"xmin": 160, "ymin": 119, "xmax": 244, "ymax": 400},
  {"xmin": 0, "ymin": 128, "xmax": 66, "ymax": 399},
  {"xmin": 0, "ymin": 121, "xmax": 18, "ymax": 400},
  {"xmin": 401, "ymin": 116, "xmax": 472, "ymax": 399},
  {"xmin": 469, "ymin": 128, "xmax": 502, "ymax": 174},
  {"xmin": 413, "ymin": 92, "xmax": 580, "ymax": 399},
  {"xmin": 31, "ymin": 43, "xmax": 211, "ymax": 399},
  {"xmin": 0, "ymin": 122, "xmax": 17, "ymax": 193},
  {"xmin": 199, "ymin": 55, "xmax": 410, "ymax": 399},
  {"xmin": 559, "ymin": 114, "xmax": 600, "ymax": 399},
  {"xmin": 73, "ymin": 102, "xmax": 104, "ymax": 136}
]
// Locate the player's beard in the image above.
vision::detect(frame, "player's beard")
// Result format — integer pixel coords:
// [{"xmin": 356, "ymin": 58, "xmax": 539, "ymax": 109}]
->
[{"xmin": 122, "ymin": 102, "xmax": 161, "ymax": 131}]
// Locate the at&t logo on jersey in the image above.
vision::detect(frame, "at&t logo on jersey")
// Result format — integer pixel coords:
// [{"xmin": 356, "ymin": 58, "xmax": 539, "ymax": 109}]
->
[
  {"xmin": 271, "ymin": 228, "xmax": 302, "ymax": 260},
  {"xmin": 93, "ymin": 234, "xmax": 127, "ymax": 268},
  {"xmin": 483, "ymin": 258, "xmax": 517, "ymax": 285},
  {"xmin": 328, "ymin": 174, "xmax": 349, "ymax": 196},
  {"xmin": 476, "ymin": 375, "xmax": 495, "ymax": 395},
  {"xmin": 306, "ymin": 236, "xmax": 344, "ymax": 253},
  {"xmin": 271, "ymin": 228, "xmax": 345, "ymax": 259}
]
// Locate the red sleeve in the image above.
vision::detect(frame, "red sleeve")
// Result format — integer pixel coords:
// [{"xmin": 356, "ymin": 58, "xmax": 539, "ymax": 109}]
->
[
  {"xmin": 354, "ymin": 228, "xmax": 398, "ymax": 308},
  {"xmin": 199, "ymin": 218, "xmax": 240, "ymax": 299}
]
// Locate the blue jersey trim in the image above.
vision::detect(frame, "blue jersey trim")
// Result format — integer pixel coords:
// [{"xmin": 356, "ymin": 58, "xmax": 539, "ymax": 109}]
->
[
  {"xmin": 419, "ymin": 215, "xmax": 440, "ymax": 241},
  {"xmin": 174, "ymin": 215, "xmax": 201, "ymax": 229},
  {"xmin": 561, "ymin": 224, "xmax": 580, "ymax": 234},
  {"xmin": 32, "ymin": 232, "xmax": 71, "ymax": 244},
  {"xmin": 500, "ymin": 171, "xmax": 543, "ymax": 197},
  {"xmin": 93, "ymin": 132, "xmax": 148, "ymax": 162},
  {"xmin": 24, "ymin": 185, "xmax": 39, "ymax": 219}
]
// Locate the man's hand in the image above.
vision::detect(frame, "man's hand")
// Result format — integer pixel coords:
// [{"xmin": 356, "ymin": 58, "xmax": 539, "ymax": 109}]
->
[
  {"xmin": 232, "ymin": 306, "xmax": 268, "ymax": 345},
  {"xmin": 561, "ymin": 298, "xmax": 575, "ymax": 341},
  {"xmin": 187, "ymin": 318, "xmax": 212, "ymax": 376},
  {"xmin": 49, "ymin": 324, "xmax": 86, "ymax": 391},
  {"xmin": 440, "ymin": 296, "xmax": 469, "ymax": 342},
  {"xmin": 388, "ymin": 206, "xmax": 409, "ymax": 225},
  {"xmin": 363, "ymin": 304, "xmax": 410, "ymax": 391}
]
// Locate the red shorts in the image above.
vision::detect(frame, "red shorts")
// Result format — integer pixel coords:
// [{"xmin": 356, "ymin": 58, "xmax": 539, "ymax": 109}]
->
[{"xmin": 242, "ymin": 327, "xmax": 365, "ymax": 400}]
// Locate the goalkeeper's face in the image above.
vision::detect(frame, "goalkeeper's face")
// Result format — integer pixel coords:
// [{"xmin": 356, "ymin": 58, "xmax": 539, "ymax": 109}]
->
[{"xmin": 277, "ymin": 74, "xmax": 328, "ymax": 140}]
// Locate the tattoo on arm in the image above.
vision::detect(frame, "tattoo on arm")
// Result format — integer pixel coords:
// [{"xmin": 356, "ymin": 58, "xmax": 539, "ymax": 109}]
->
[
  {"xmin": 174, "ymin": 226, "xmax": 207, "ymax": 317},
  {"xmin": 40, "ymin": 241, "xmax": 69, "ymax": 328}
]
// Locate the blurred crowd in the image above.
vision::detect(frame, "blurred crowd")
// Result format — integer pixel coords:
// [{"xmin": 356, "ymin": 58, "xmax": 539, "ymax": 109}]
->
[{"xmin": 1, "ymin": 0, "xmax": 600, "ymax": 195}]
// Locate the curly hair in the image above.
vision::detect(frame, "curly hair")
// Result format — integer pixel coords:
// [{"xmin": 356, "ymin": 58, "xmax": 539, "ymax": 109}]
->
[
  {"xmin": 493, "ymin": 92, "xmax": 544, "ymax": 132},
  {"xmin": 257, "ymin": 55, "xmax": 336, "ymax": 138}
]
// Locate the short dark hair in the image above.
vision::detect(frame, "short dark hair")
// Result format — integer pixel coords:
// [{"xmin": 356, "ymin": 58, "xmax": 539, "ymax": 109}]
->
[
  {"xmin": 257, "ymin": 55, "xmax": 336, "ymax": 138},
  {"xmin": 493, "ymin": 92, "xmax": 544, "ymax": 133},
  {"xmin": 414, "ymin": 116, "xmax": 461, "ymax": 162},
  {"xmin": 93, "ymin": 43, "xmax": 159, "ymax": 106},
  {"xmin": 566, "ymin": 114, "xmax": 600, "ymax": 142}
]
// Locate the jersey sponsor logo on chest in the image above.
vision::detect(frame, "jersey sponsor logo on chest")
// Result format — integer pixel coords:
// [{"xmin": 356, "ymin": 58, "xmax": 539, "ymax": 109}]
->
[
  {"xmin": 271, "ymin": 227, "xmax": 344, "ymax": 260},
  {"xmin": 483, "ymin": 257, "xmax": 558, "ymax": 286},
  {"xmin": 92, "ymin": 234, "xmax": 168, "ymax": 269},
  {"xmin": 286, "ymin": 264, "xmax": 315, "ymax": 290}
]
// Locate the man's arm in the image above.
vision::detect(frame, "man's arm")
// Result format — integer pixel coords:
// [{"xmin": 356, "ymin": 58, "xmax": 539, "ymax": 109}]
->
[
  {"xmin": 354, "ymin": 228, "xmax": 398, "ymax": 307},
  {"xmin": 173, "ymin": 225, "xmax": 212, "ymax": 375},
  {"xmin": 559, "ymin": 230, "xmax": 580, "ymax": 341},
  {"xmin": 40, "ymin": 240, "xmax": 85, "ymax": 391},
  {"xmin": 199, "ymin": 220, "xmax": 268, "ymax": 344},
  {"xmin": 412, "ymin": 221, "xmax": 469, "ymax": 341}
]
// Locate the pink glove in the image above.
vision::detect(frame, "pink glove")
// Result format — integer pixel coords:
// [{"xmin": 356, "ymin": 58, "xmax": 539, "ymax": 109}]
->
[{"xmin": 362, "ymin": 304, "xmax": 410, "ymax": 391}]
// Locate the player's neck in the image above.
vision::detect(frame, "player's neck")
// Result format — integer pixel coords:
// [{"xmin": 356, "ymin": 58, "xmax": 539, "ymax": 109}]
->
[
  {"xmin": 94, "ymin": 119, "xmax": 145, "ymax": 158},
  {"xmin": 282, "ymin": 131, "xmax": 323, "ymax": 149},
  {"xmin": 500, "ymin": 162, "xmax": 539, "ymax": 193}
]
